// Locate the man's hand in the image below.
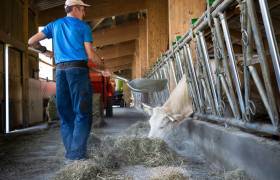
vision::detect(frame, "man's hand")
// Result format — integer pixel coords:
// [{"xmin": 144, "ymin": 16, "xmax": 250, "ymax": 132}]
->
[
  {"xmin": 101, "ymin": 69, "xmax": 111, "ymax": 77},
  {"xmin": 43, "ymin": 50, "xmax": 54, "ymax": 58}
]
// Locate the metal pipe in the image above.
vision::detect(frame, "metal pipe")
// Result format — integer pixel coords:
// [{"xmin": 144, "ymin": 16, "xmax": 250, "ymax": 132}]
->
[
  {"xmin": 151, "ymin": 74, "xmax": 159, "ymax": 105},
  {"xmin": 160, "ymin": 68, "xmax": 169, "ymax": 102},
  {"xmin": 195, "ymin": 113, "xmax": 279, "ymax": 136},
  {"xmin": 198, "ymin": 32, "xmax": 220, "ymax": 115},
  {"xmin": 169, "ymin": 58, "xmax": 178, "ymax": 85},
  {"xmin": 248, "ymin": 66, "xmax": 274, "ymax": 125},
  {"xmin": 258, "ymin": 0, "xmax": 280, "ymax": 93},
  {"xmin": 5, "ymin": 44, "xmax": 10, "ymax": 134},
  {"xmin": 175, "ymin": 51, "xmax": 184, "ymax": 78},
  {"xmin": 163, "ymin": 64, "xmax": 170, "ymax": 93},
  {"xmin": 182, "ymin": 46, "xmax": 201, "ymax": 112},
  {"xmin": 146, "ymin": 0, "xmax": 236, "ymax": 78},
  {"xmin": 213, "ymin": 17, "xmax": 240, "ymax": 119},
  {"xmin": 239, "ymin": 1, "xmax": 251, "ymax": 120},
  {"xmin": 201, "ymin": 78, "xmax": 211, "ymax": 112},
  {"xmin": 219, "ymin": 12, "xmax": 247, "ymax": 120},
  {"xmin": 212, "ymin": 27, "xmax": 222, "ymax": 112},
  {"xmin": 220, "ymin": 74, "xmax": 239, "ymax": 118},
  {"xmin": 247, "ymin": 0, "xmax": 279, "ymax": 127},
  {"xmin": 185, "ymin": 44, "xmax": 203, "ymax": 108},
  {"xmin": 196, "ymin": 39, "xmax": 216, "ymax": 114},
  {"xmin": 154, "ymin": 71, "xmax": 162, "ymax": 104}
]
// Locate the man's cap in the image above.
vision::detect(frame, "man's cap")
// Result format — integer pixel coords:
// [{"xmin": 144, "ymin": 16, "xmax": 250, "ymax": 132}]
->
[{"xmin": 65, "ymin": 0, "xmax": 91, "ymax": 8}]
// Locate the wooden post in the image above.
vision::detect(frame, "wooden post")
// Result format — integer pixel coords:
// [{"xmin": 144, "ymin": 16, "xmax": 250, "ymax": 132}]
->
[
  {"xmin": 22, "ymin": 0, "xmax": 30, "ymax": 127},
  {"xmin": 168, "ymin": 0, "xmax": 206, "ymax": 46},
  {"xmin": 138, "ymin": 16, "xmax": 148, "ymax": 77},
  {"xmin": 146, "ymin": 0, "xmax": 169, "ymax": 67}
]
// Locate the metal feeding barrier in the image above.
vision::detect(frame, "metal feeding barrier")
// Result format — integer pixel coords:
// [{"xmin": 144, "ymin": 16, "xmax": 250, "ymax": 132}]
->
[{"xmin": 143, "ymin": 0, "xmax": 280, "ymax": 136}]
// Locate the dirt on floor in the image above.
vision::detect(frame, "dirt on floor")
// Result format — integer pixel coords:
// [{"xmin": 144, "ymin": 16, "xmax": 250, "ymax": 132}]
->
[{"xmin": 0, "ymin": 108, "xmax": 251, "ymax": 180}]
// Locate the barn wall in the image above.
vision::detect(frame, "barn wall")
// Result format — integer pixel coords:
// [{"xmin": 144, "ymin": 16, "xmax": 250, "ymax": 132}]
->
[{"xmin": 0, "ymin": 0, "xmax": 41, "ymax": 132}]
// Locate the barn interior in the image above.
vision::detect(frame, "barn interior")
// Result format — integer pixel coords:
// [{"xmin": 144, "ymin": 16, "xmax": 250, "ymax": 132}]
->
[{"xmin": 0, "ymin": 0, "xmax": 280, "ymax": 180}]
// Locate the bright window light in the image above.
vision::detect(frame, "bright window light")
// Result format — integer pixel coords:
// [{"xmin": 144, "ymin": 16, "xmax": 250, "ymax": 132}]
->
[{"xmin": 38, "ymin": 27, "xmax": 54, "ymax": 80}]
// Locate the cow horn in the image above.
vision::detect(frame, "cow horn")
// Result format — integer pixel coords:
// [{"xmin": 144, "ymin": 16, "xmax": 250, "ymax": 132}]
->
[{"xmin": 142, "ymin": 103, "xmax": 153, "ymax": 115}]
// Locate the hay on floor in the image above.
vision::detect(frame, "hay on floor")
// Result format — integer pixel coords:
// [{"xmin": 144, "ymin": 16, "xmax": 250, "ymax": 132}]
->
[
  {"xmin": 150, "ymin": 166, "xmax": 189, "ymax": 180},
  {"xmin": 90, "ymin": 137, "xmax": 181, "ymax": 169},
  {"xmin": 54, "ymin": 160, "xmax": 101, "ymax": 180},
  {"xmin": 123, "ymin": 121, "xmax": 150, "ymax": 137},
  {"xmin": 225, "ymin": 169, "xmax": 251, "ymax": 180},
  {"xmin": 55, "ymin": 121, "xmax": 184, "ymax": 180}
]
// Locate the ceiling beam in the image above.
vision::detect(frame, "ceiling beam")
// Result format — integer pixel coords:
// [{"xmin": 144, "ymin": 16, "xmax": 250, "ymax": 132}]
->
[
  {"xmin": 108, "ymin": 64, "xmax": 132, "ymax": 72},
  {"xmin": 93, "ymin": 21, "xmax": 139, "ymax": 47},
  {"xmin": 104, "ymin": 55, "xmax": 134, "ymax": 68},
  {"xmin": 96, "ymin": 40, "xmax": 136, "ymax": 59},
  {"xmin": 38, "ymin": 0, "xmax": 146, "ymax": 26},
  {"xmin": 92, "ymin": 18, "xmax": 105, "ymax": 31}
]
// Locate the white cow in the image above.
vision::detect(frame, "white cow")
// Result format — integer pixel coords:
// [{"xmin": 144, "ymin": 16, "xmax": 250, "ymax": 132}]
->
[{"xmin": 148, "ymin": 75, "xmax": 193, "ymax": 138}]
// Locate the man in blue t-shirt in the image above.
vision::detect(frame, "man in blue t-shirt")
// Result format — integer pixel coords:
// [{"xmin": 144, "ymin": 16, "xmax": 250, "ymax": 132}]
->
[{"xmin": 28, "ymin": 0, "xmax": 95, "ymax": 162}]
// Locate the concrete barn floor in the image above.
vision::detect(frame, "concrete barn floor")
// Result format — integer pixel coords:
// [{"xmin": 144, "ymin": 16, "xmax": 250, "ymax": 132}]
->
[{"xmin": 0, "ymin": 108, "xmax": 226, "ymax": 180}]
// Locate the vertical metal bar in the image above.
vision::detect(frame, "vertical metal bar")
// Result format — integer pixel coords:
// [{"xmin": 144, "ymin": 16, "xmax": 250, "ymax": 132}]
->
[
  {"xmin": 182, "ymin": 46, "xmax": 199, "ymax": 111},
  {"xmin": 213, "ymin": 17, "xmax": 240, "ymax": 119},
  {"xmin": 249, "ymin": 66, "xmax": 274, "ymax": 123},
  {"xmin": 220, "ymin": 74, "xmax": 239, "ymax": 118},
  {"xmin": 5, "ymin": 44, "xmax": 10, "ymax": 133},
  {"xmin": 155, "ymin": 70, "xmax": 163, "ymax": 105},
  {"xmin": 154, "ymin": 71, "xmax": 160, "ymax": 103},
  {"xmin": 258, "ymin": 0, "xmax": 280, "ymax": 93},
  {"xmin": 219, "ymin": 12, "xmax": 246, "ymax": 120},
  {"xmin": 184, "ymin": 44, "xmax": 203, "ymax": 109},
  {"xmin": 155, "ymin": 70, "xmax": 164, "ymax": 105},
  {"xmin": 197, "ymin": 32, "xmax": 220, "ymax": 115},
  {"xmin": 196, "ymin": 35, "xmax": 216, "ymax": 115},
  {"xmin": 240, "ymin": 1, "xmax": 252, "ymax": 120},
  {"xmin": 169, "ymin": 57, "xmax": 178, "ymax": 85},
  {"xmin": 179, "ymin": 49, "xmax": 188, "ymax": 74},
  {"xmin": 159, "ymin": 67, "xmax": 169, "ymax": 102},
  {"xmin": 211, "ymin": 27, "xmax": 222, "ymax": 113},
  {"xmin": 175, "ymin": 51, "xmax": 184, "ymax": 78},
  {"xmin": 163, "ymin": 64, "xmax": 170, "ymax": 93},
  {"xmin": 187, "ymin": 80, "xmax": 198, "ymax": 111},
  {"xmin": 151, "ymin": 74, "xmax": 159, "ymax": 106},
  {"xmin": 201, "ymin": 78, "xmax": 212, "ymax": 112},
  {"xmin": 247, "ymin": 0, "xmax": 279, "ymax": 127}
]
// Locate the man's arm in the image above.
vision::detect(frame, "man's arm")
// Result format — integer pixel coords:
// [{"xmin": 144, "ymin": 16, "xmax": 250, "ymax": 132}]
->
[
  {"xmin": 28, "ymin": 32, "xmax": 53, "ymax": 58},
  {"xmin": 84, "ymin": 42, "xmax": 110, "ymax": 76},
  {"xmin": 28, "ymin": 32, "xmax": 46, "ymax": 46}
]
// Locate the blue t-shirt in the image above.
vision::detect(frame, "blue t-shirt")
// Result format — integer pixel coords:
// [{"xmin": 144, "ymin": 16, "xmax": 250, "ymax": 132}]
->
[{"xmin": 42, "ymin": 16, "xmax": 93, "ymax": 64}]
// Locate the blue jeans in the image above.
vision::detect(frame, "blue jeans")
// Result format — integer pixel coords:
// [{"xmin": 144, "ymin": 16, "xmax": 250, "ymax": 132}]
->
[{"xmin": 56, "ymin": 66, "xmax": 92, "ymax": 160}]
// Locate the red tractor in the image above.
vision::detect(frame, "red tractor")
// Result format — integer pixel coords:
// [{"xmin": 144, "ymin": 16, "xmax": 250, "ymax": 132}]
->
[{"xmin": 88, "ymin": 60, "xmax": 114, "ymax": 118}]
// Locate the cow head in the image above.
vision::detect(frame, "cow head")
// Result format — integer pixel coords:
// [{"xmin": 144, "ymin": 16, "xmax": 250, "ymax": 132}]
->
[{"xmin": 148, "ymin": 107, "xmax": 174, "ymax": 138}]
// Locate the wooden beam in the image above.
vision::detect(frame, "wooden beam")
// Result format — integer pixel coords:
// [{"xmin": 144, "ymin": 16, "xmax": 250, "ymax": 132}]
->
[
  {"xmin": 93, "ymin": 21, "xmax": 139, "ymax": 47},
  {"xmin": 23, "ymin": 0, "xmax": 30, "ymax": 127},
  {"xmin": 38, "ymin": 0, "xmax": 146, "ymax": 26},
  {"xmin": 104, "ymin": 55, "xmax": 134, "ymax": 68},
  {"xmin": 96, "ymin": 40, "xmax": 136, "ymax": 59},
  {"xmin": 168, "ymin": 0, "xmax": 206, "ymax": 45},
  {"xmin": 92, "ymin": 18, "xmax": 105, "ymax": 31},
  {"xmin": 0, "ymin": 30, "xmax": 25, "ymax": 51},
  {"xmin": 146, "ymin": 0, "xmax": 169, "ymax": 67},
  {"xmin": 108, "ymin": 64, "xmax": 132, "ymax": 72}
]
